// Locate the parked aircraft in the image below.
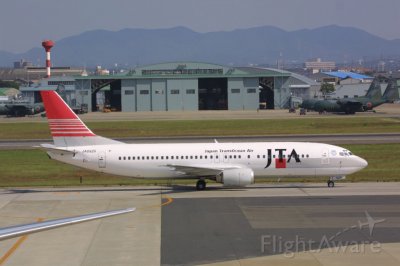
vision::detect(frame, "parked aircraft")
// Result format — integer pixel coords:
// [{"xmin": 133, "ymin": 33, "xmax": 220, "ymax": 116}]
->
[
  {"xmin": 301, "ymin": 79, "xmax": 398, "ymax": 114},
  {"xmin": 39, "ymin": 90, "xmax": 367, "ymax": 189},
  {"xmin": 0, "ymin": 100, "xmax": 44, "ymax": 117}
]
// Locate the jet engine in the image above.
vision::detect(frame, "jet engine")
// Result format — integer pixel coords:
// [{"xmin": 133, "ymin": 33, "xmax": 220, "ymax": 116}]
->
[{"xmin": 217, "ymin": 168, "xmax": 255, "ymax": 187}]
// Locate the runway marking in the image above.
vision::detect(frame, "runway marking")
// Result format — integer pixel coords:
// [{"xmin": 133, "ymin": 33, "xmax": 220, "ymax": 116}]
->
[
  {"xmin": 161, "ymin": 196, "xmax": 174, "ymax": 207},
  {"xmin": 138, "ymin": 195, "xmax": 174, "ymax": 210},
  {"xmin": 0, "ymin": 218, "xmax": 44, "ymax": 265}
]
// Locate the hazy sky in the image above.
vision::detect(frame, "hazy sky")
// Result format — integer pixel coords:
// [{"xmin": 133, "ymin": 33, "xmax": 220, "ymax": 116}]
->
[{"xmin": 1, "ymin": 0, "xmax": 399, "ymax": 53}]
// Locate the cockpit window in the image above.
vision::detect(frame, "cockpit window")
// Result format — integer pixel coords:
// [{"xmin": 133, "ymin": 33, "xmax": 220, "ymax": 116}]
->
[{"xmin": 339, "ymin": 150, "xmax": 352, "ymax": 156}]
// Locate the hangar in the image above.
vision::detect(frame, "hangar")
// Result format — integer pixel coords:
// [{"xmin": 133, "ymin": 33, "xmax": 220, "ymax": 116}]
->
[{"xmin": 21, "ymin": 62, "xmax": 319, "ymax": 112}]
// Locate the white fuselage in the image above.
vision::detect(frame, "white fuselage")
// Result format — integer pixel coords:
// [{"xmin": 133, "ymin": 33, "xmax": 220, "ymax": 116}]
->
[{"xmin": 48, "ymin": 142, "xmax": 367, "ymax": 180}]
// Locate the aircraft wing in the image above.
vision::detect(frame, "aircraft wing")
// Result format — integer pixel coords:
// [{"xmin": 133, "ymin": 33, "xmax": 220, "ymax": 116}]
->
[
  {"xmin": 0, "ymin": 208, "xmax": 135, "ymax": 241},
  {"xmin": 337, "ymin": 99, "xmax": 363, "ymax": 105},
  {"xmin": 336, "ymin": 100, "xmax": 363, "ymax": 111},
  {"xmin": 166, "ymin": 164, "xmax": 242, "ymax": 177}
]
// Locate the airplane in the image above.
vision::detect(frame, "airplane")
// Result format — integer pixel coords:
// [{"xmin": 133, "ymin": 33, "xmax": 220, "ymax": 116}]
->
[
  {"xmin": 39, "ymin": 90, "xmax": 368, "ymax": 190},
  {"xmin": 0, "ymin": 99, "xmax": 44, "ymax": 117},
  {"xmin": 358, "ymin": 210, "xmax": 385, "ymax": 236},
  {"xmin": 301, "ymin": 79, "xmax": 399, "ymax": 114},
  {"xmin": 0, "ymin": 208, "xmax": 135, "ymax": 241}
]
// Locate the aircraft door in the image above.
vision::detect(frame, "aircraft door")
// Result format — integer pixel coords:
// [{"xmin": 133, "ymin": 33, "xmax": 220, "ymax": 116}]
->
[
  {"xmin": 98, "ymin": 151, "xmax": 106, "ymax": 168},
  {"xmin": 321, "ymin": 148, "xmax": 330, "ymax": 164},
  {"xmin": 213, "ymin": 152, "xmax": 220, "ymax": 163}
]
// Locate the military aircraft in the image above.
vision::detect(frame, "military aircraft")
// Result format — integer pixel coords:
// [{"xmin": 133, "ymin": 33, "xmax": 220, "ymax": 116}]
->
[
  {"xmin": 0, "ymin": 99, "xmax": 44, "ymax": 117},
  {"xmin": 301, "ymin": 79, "xmax": 398, "ymax": 114}
]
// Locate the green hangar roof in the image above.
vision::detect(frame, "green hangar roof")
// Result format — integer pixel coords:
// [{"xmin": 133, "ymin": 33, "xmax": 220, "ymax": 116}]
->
[{"xmin": 76, "ymin": 62, "xmax": 291, "ymax": 80}]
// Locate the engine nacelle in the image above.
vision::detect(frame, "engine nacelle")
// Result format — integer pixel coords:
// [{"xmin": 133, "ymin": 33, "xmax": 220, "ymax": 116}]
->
[{"xmin": 217, "ymin": 168, "xmax": 255, "ymax": 187}]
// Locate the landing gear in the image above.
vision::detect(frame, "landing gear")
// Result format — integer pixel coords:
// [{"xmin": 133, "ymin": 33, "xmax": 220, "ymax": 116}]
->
[
  {"xmin": 327, "ymin": 180, "xmax": 335, "ymax": 188},
  {"xmin": 196, "ymin": 179, "xmax": 206, "ymax": 191}
]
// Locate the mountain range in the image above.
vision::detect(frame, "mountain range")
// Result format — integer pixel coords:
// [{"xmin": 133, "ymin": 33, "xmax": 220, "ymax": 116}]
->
[{"xmin": 1, "ymin": 25, "xmax": 400, "ymax": 68}]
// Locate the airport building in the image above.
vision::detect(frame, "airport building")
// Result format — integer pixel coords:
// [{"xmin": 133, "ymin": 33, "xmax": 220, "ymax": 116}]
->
[{"xmin": 21, "ymin": 62, "xmax": 320, "ymax": 112}]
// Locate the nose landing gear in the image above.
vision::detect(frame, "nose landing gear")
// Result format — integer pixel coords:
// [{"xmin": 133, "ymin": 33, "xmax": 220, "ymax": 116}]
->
[{"xmin": 327, "ymin": 176, "xmax": 345, "ymax": 188}]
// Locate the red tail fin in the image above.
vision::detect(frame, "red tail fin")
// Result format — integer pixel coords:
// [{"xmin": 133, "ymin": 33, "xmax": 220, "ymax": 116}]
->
[{"xmin": 41, "ymin": 91, "xmax": 95, "ymax": 137}]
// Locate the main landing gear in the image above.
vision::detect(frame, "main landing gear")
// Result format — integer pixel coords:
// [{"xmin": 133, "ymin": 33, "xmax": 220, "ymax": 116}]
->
[
  {"xmin": 196, "ymin": 179, "xmax": 206, "ymax": 190},
  {"xmin": 327, "ymin": 180, "xmax": 335, "ymax": 188}
]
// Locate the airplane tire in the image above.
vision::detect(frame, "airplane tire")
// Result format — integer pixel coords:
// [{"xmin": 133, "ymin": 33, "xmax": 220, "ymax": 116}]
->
[
  {"xmin": 196, "ymin": 180, "xmax": 206, "ymax": 191},
  {"xmin": 327, "ymin": 181, "xmax": 335, "ymax": 188}
]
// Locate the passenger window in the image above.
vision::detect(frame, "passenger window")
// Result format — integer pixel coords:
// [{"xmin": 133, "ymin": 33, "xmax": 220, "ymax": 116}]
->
[
  {"xmin": 123, "ymin": 156, "xmax": 126, "ymax": 160},
  {"xmin": 166, "ymin": 156, "xmax": 169, "ymax": 159},
  {"xmin": 200, "ymin": 156, "xmax": 203, "ymax": 159},
  {"xmin": 257, "ymin": 155, "xmax": 260, "ymax": 159},
  {"xmin": 118, "ymin": 157, "xmax": 121, "ymax": 160},
  {"xmin": 247, "ymin": 155, "xmax": 250, "ymax": 159},
  {"xmin": 205, "ymin": 155, "xmax": 208, "ymax": 159},
  {"xmin": 195, "ymin": 156, "xmax": 198, "ymax": 159},
  {"xmin": 151, "ymin": 156, "xmax": 154, "ymax": 160}
]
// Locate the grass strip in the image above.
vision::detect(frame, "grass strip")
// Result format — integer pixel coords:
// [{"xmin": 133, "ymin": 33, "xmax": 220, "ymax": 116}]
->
[{"xmin": 0, "ymin": 117, "xmax": 400, "ymax": 140}]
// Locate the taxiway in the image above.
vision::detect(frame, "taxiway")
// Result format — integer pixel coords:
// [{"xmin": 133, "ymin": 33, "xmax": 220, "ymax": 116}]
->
[{"xmin": 0, "ymin": 183, "xmax": 399, "ymax": 266}]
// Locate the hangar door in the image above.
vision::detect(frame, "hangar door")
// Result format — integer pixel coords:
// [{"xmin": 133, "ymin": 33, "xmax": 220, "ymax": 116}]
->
[{"xmin": 198, "ymin": 78, "xmax": 228, "ymax": 110}]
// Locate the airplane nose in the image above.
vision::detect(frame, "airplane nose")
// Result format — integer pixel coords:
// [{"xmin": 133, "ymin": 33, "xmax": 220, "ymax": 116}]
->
[{"xmin": 355, "ymin": 156, "xmax": 368, "ymax": 169}]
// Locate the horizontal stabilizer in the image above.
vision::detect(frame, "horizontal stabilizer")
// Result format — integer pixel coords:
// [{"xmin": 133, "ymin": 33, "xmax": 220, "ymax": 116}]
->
[{"xmin": 38, "ymin": 143, "xmax": 75, "ymax": 154}]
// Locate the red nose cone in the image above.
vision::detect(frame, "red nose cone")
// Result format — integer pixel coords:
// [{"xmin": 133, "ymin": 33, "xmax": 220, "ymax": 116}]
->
[
  {"xmin": 42, "ymin": 40, "xmax": 54, "ymax": 51},
  {"xmin": 367, "ymin": 102, "xmax": 372, "ymax": 108}
]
